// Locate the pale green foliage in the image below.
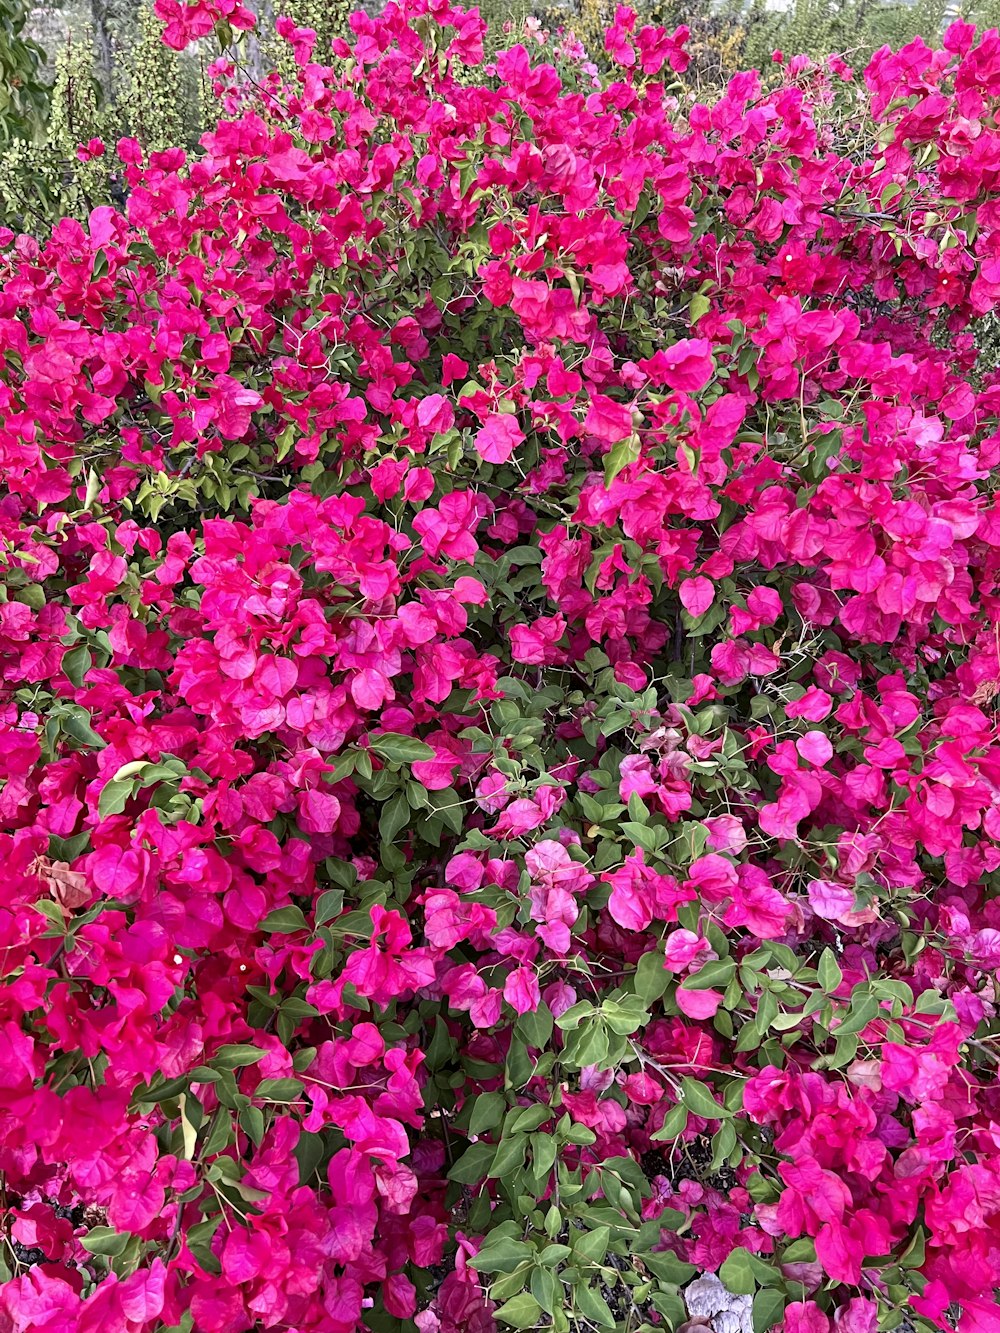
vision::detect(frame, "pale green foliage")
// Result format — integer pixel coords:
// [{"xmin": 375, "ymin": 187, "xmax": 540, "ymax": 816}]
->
[
  {"xmin": 0, "ymin": 35, "xmax": 108, "ymax": 227},
  {"xmin": 536, "ymin": 0, "xmax": 991, "ymax": 87},
  {"xmin": 116, "ymin": 1, "xmax": 185, "ymax": 151},
  {"xmin": 0, "ymin": 4, "xmax": 192, "ymax": 228},
  {"xmin": 0, "ymin": 0, "xmax": 48, "ymax": 144},
  {"xmin": 476, "ymin": 0, "xmax": 535, "ymax": 54},
  {"xmin": 271, "ymin": 0, "xmax": 353, "ymax": 62}
]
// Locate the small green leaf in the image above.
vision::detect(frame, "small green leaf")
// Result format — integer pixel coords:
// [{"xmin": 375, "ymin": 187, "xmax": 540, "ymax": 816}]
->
[
  {"xmin": 635, "ymin": 947, "xmax": 670, "ymax": 1004},
  {"xmin": 379, "ymin": 792, "xmax": 410, "ymax": 843},
  {"xmin": 368, "ymin": 733, "xmax": 435, "ymax": 764},
  {"xmin": 489, "ymin": 1134, "xmax": 527, "ymax": 1178},
  {"xmin": 753, "ymin": 1288, "xmax": 786, "ymax": 1332},
  {"xmin": 315, "ymin": 889, "xmax": 344, "ymax": 925},
  {"xmin": 294, "ymin": 1130, "xmax": 326, "ymax": 1184},
  {"xmin": 680, "ymin": 958, "xmax": 736, "ymax": 990},
  {"xmin": 201, "ymin": 1112, "xmax": 233, "ymax": 1159},
  {"xmin": 239, "ymin": 1104, "xmax": 265, "ymax": 1146},
  {"xmin": 900, "ymin": 1226, "xmax": 926, "ymax": 1268},
  {"xmin": 689, "ymin": 292, "xmax": 711, "ymax": 322},
  {"xmin": 81, "ymin": 1226, "xmax": 132, "ymax": 1257},
  {"xmin": 817, "ymin": 948, "xmax": 843, "ymax": 993},
  {"xmin": 470, "ymin": 1238, "xmax": 534, "ymax": 1274},
  {"xmin": 574, "ymin": 1282, "xmax": 615, "ymax": 1329},
  {"xmin": 604, "ymin": 433, "xmax": 641, "ymax": 488},
  {"xmin": 530, "ymin": 1265, "xmax": 560, "ymax": 1315},
  {"xmin": 261, "ymin": 906, "xmax": 309, "ymax": 933},
  {"xmin": 62, "ymin": 643, "xmax": 92, "ymax": 688},
  {"xmin": 650, "ymin": 1101, "xmax": 689, "ymax": 1142},
  {"xmin": 573, "ymin": 1225, "xmax": 610, "ymax": 1264},
  {"xmin": 469, "ymin": 1091, "xmax": 506, "ymax": 1136},
  {"xmin": 255, "ymin": 1077, "xmax": 304, "ymax": 1102},
  {"xmin": 720, "ymin": 1246, "xmax": 756, "ymax": 1296},
  {"xmin": 494, "ymin": 1294, "xmax": 542, "ymax": 1329},
  {"xmin": 62, "ymin": 708, "xmax": 105, "ymax": 748},
  {"xmin": 33, "ymin": 899, "xmax": 67, "ymax": 934},
  {"xmin": 679, "ymin": 1076, "xmax": 732, "ymax": 1119},
  {"xmin": 211, "ymin": 1045, "xmax": 266, "ymax": 1070},
  {"xmin": 98, "ymin": 778, "xmax": 135, "ymax": 819},
  {"xmin": 641, "ymin": 1249, "xmax": 696, "ymax": 1283},
  {"xmin": 448, "ymin": 1141, "xmax": 494, "ymax": 1184}
]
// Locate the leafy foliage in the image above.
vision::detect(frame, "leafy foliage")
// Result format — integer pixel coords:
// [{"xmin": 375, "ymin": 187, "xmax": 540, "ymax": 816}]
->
[
  {"xmin": 0, "ymin": 0, "xmax": 47, "ymax": 142},
  {"xmin": 4, "ymin": 5, "xmax": 1000, "ymax": 1333}
]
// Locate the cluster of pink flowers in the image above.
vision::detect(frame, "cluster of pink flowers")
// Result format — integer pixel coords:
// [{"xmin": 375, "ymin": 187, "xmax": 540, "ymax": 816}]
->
[{"xmin": 3, "ymin": 2, "xmax": 1000, "ymax": 1330}]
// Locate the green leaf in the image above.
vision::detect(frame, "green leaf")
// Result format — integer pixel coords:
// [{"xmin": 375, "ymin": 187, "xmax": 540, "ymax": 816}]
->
[
  {"xmin": 255, "ymin": 1077, "xmax": 304, "ymax": 1102},
  {"xmin": 650, "ymin": 1101, "xmax": 688, "ymax": 1142},
  {"xmin": 515, "ymin": 1003, "xmax": 554, "ymax": 1049},
  {"xmin": 604, "ymin": 433, "xmax": 641, "ymax": 488},
  {"xmin": 555, "ymin": 1000, "xmax": 593, "ymax": 1031},
  {"xmin": 62, "ymin": 708, "xmax": 106, "ymax": 749},
  {"xmin": 880, "ymin": 181, "xmax": 903, "ymax": 208},
  {"xmin": 601, "ymin": 996, "xmax": 649, "ymax": 1035},
  {"xmin": 679, "ymin": 1076, "xmax": 732, "ymax": 1119},
  {"xmin": 900, "ymin": 1226, "xmax": 926, "ymax": 1268},
  {"xmin": 817, "ymin": 948, "xmax": 843, "ymax": 993},
  {"xmin": 753, "ymin": 1288, "xmax": 787, "ymax": 1332},
  {"xmin": 448, "ymin": 1141, "xmax": 494, "ymax": 1184},
  {"xmin": 315, "ymin": 889, "xmax": 344, "ymax": 925},
  {"xmin": 641, "ymin": 1249, "xmax": 697, "ymax": 1283},
  {"xmin": 81, "ymin": 1226, "xmax": 132, "ymax": 1257},
  {"xmin": 573, "ymin": 1225, "xmax": 610, "ymax": 1264},
  {"xmin": 239, "ymin": 1104, "xmax": 265, "ymax": 1146},
  {"xmin": 494, "ymin": 1294, "xmax": 542, "ymax": 1329},
  {"xmin": 574, "ymin": 1282, "xmax": 615, "ymax": 1329},
  {"xmin": 98, "ymin": 778, "xmax": 135, "ymax": 819},
  {"xmin": 469, "ymin": 1091, "xmax": 507, "ymax": 1136},
  {"xmin": 379, "ymin": 792, "xmax": 410, "ymax": 844},
  {"xmin": 635, "ymin": 947, "xmax": 670, "ymax": 1005},
  {"xmin": 470, "ymin": 1238, "xmax": 534, "ymax": 1274},
  {"xmin": 836, "ymin": 993, "xmax": 879, "ymax": 1036},
  {"xmin": 33, "ymin": 899, "xmax": 67, "ymax": 934},
  {"xmin": 62, "ymin": 643, "xmax": 92, "ymax": 688},
  {"xmin": 201, "ymin": 1111, "xmax": 233, "ymax": 1158},
  {"xmin": 530, "ymin": 1131, "xmax": 557, "ymax": 1177},
  {"xmin": 261, "ymin": 906, "xmax": 309, "ymax": 933},
  {"xmin": 720, "ymin": 1246, "xmax": 756, "ymax": 1296},
  {"xmin": 680, "ymin": 958, "xmax": 736, "ymax": 990},
  {"xmin": 295, "ymin": 1130, "xmax": 326, "ymax": 1184},
  {"xmin": 530, "ymin": 1265, "xmax": 561, "ymax": 1315},
  {"xmin": 135, "ymin": 1074, "xmax": 189, "ymax": 1103},
  {"xmin": 689, "ymin": 292, "xmax": 711, "ymax": 323},
  {"xmin": 211, "ymin": 1044, "xmax": 266, "ymax": 1070},
  {"xmin": 506, "ymin": 1104, "xmax": 550, "ymax": 1135},
  {"xmin": 368, "ymin": 733, "xmax": 435, "ymax": 764},
  {"xmin": 489, "ymin": 1134, "xmax": 527, "ymax": 1178}
]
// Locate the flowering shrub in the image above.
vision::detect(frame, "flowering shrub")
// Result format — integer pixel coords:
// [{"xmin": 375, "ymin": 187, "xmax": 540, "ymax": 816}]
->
[{"xmin": 4, "ymin": 5, "xmax": 1000, "ymax": 1332}]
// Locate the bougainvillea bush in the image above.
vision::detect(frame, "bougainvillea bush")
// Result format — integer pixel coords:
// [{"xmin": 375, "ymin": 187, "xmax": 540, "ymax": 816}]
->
[{"xmin": 7, "ymin": 4, "xmax": 1000, "ymax": 1331}]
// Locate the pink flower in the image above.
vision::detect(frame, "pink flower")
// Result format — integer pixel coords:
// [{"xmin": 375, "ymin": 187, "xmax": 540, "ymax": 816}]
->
[
  {"xmin": 639, "ymin": 338, "xmax": 714, "ymax": 392},
  {"xmin": 796, "ymin": 730, "xmax": 833, "ymax": 766},
  {"xmin": 680, "ymin": 576, "xmax": 714, "ymax": 616},
  {"xmin": 504, "ymin": 966, "xmax": 541, "ymax": 1014},
  {"xmin": 676, "ymin": 986, "xmax": 723, "ymax": 1019},
  {"xmin": 663, "ymin": 929, "xmax": 709, "ymax": 972},
  {"xmin": 476, "ymin": 414, "xmax": 524, "ymax": 464}
]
